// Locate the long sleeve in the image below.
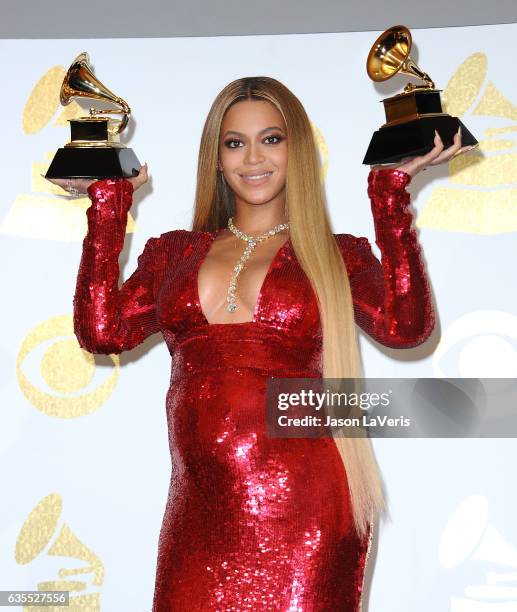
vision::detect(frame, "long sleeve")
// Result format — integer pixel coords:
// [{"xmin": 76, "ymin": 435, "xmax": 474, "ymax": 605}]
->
[
  {"xmin": 73, "ymin": 178, "xmax": 162, "ymax": 355},
  {"xmin": 337, "ymin": 168, "xmax": 435, "ymax": 349}
]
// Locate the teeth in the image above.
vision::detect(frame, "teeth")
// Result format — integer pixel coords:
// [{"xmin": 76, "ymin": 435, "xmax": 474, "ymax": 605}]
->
[{"xmin": 242, "ymin": 172, "xmax": 272, "ymax": 180}]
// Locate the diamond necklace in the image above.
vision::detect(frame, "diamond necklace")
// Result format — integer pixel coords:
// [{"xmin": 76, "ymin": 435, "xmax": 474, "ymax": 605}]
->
[{"xmin": 225, "ymin": 217, "xmax": 290, "ymax": 313}]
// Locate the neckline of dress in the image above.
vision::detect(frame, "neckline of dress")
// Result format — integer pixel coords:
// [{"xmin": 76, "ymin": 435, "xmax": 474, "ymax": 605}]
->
[{"xmin": 194, "ymin": 228, "xmax": 291, "ymax": 327}]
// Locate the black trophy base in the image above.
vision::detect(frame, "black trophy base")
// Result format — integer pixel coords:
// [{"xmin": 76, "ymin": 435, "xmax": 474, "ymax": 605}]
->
[
  {"xmin": 363, "ymin": 115, "xmax": 478, "ymax": 165},
  {"xmin": 45, "ymin": 146, "xmax": 141, "ymax": 179}
]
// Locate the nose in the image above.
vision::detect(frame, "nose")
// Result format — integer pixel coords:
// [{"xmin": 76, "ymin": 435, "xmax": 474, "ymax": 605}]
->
[{"xmin": 244, "ymin": 141, "xmax": 265, "ymax": 165}]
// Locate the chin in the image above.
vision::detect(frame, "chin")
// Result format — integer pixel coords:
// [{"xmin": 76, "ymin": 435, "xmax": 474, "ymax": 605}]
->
[
  {"xmin": 230, "ymin": 183, "xmax": 285, "ymax": 205},
  {"xmin": 239, "ymin": 192, "xmax": 278, "ymax": 205}
]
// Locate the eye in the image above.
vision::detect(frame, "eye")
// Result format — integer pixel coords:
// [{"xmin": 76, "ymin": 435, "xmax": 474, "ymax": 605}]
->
[
  {"xmin": 224, "ymin": 138, "xmax": 242, "ymax": 149},
  {"xmin": 264, "ymin": 134, "xmax": 283, "ymax": 144},
  {"xmin": 223, "ymin": 134, "xmax": 285, "ymax": 149}
]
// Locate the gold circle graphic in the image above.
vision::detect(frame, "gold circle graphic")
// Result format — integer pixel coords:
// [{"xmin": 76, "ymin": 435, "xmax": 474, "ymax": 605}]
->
[
  {"xmin": 41, "ymin": 338, "xmax": 95, "ymax": 393},
  {"xmin": 16, "ymin": 315, "xmax": 120, "ymax": 418}
]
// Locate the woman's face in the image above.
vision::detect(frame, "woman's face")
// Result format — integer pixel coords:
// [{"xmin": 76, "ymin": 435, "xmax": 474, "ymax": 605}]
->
[{"xmin": 218, "ymin": 99, "xmax": 288, "ymax": 208}]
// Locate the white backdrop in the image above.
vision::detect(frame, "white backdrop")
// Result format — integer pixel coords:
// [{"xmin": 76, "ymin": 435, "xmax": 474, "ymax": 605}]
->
[{"xmin": 1, "ymin": 22, "xmax": 516, "ymax": 611}]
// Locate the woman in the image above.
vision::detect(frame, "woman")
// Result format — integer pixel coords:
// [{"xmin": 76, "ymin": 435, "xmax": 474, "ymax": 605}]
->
[{"xmin": 48, "ymin": 76, "xmax": 469, "ymax": 611}]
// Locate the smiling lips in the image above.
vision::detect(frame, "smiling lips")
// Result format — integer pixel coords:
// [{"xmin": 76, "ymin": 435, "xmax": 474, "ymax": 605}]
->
[{"xmin": 239, "ymin": 170, "xmax": 273, "ymax": 184}]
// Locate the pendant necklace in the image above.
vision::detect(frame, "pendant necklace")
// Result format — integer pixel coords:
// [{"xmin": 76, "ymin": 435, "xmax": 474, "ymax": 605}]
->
[{"xmin": 225, "ymin": 217, "xmax": 290, "ymax": 313}]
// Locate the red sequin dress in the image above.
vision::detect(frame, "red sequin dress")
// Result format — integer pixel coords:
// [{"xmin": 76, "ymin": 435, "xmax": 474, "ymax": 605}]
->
[{"xmin": 73, "ymin": 168, "xmax": 434, "ymax": 611}]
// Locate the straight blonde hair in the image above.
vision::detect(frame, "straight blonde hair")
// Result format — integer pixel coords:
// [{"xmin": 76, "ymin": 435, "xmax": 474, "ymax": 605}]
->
[{"xmin": 191, "ymin": 76, "xmax": 388, "ymax": 539}]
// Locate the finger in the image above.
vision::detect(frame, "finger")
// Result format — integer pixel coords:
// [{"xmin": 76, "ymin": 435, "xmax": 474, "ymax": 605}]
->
[
  {"xmin": 440, "ymin": 128, "xmax": 462, "ymax": 158},
  {"xmin": 51, "ymin": 179, "xmax": 69, "ymax": 189},
  {"xmin": 44, "ymin": 176, "xmax": 62, "ymax": 186},
  {"xmin": 456, "ymin": 125, "xmax": 463, "ymax": 148},
  {"xmin": 431, "ymin": 130, "xmax": 446, "ymax": 152},
  {"xmin": 138, "ymin": 163, "xmax": 149, "ymax": 183},
  {"xmin": 400, "ymin": 131, "xmax": 444, "ymax": 174},
  {"xmin": 459, "ymin": 144, "xmax": 477, "ymax": 154},
  {"xmin": 429, "ymin": 150, "xmax": 456, "ymax": 165},
  {"xmin": 426, "ymin": 129, "xmax": 463, "ymax": 166},
  {"xmin": 133, "ymin": 163, "xmax": 147, "ymax": 180},
  {"xmin": 430, "ymin": 146, "xmax": 463, "ymax": 165},
  {"xmin": 446, "ymin": 144, "xmax": 477, "ymax": 161},
  {"xmin": 128, "ymin": 163, "xmax": 148, "ymax": 189},
  {"xmin": 429, "ymin": 131, "xmax": 465, "ymax": 165},
  {"xmin": 417, "ymin": 130, "xmax": 445, "ymax": 167}
]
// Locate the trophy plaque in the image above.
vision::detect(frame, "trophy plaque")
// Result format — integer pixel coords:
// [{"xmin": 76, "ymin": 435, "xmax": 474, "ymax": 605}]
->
[
  {"xmin": 363, "ymin": 25, "xmax": 478, "ymax": 165},
  {"xmin": 45, "ymin": 52, "xmax": 141, "ymax": 179}
]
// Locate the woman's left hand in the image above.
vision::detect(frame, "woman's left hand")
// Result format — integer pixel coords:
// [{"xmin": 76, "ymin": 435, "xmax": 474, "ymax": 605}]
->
[{"xmin": 371, "ymin": 126, "xmax": 475, "ymax": 178}]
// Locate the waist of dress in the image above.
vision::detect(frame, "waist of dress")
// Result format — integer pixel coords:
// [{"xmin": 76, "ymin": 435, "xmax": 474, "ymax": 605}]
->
[{"xmin": 170, "ymin": 326, "xmax": 322, "ymax": 380}]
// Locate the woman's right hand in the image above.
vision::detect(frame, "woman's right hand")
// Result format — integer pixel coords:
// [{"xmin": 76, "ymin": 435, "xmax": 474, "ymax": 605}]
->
[{"xmin": 44, "ymin": 162, "xmax": 149, "ymax": 195}]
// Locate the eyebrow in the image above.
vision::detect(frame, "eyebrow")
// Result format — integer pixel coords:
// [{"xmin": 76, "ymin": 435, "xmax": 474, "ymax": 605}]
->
[{"xmin": 223, "ymin": 126, "xmax": 286, "ymax": 137}]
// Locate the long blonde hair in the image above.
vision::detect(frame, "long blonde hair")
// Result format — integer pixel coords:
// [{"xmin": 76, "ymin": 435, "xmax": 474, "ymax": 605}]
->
[{"xmin": 191, "ymin": 76, "xmax": 388, "ymax": 538}]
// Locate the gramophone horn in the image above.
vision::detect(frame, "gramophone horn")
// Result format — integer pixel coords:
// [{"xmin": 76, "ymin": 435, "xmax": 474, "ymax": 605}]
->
[
  {"xmin": 362, "ymin": 24, "xmax": 478, "ymax": 165},
  {"xmin": 366, "ymin": 25, "xmax": 435, "ymax": 90},
  {"xmin": 45, "ymin": 51, "xmax": 141, "ymax": 178},
  {"xmin": 47, "ymin": 522, "xmax": 104, "ymax": 585},
  {"xmin": 60, "ymin": 51, "xmax": 130, "ymax": 134}
]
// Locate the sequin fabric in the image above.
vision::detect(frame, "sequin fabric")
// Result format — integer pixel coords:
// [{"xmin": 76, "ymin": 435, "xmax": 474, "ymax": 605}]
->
[{"xmin": 74, "ymin": 168, "xmax": 434, "ymax": 611}]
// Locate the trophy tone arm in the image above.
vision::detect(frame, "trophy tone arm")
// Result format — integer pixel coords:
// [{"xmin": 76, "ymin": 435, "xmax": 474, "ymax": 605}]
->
[{"xmin": 337, "ymin": 168, "xmax": 435, "ymax": 349}]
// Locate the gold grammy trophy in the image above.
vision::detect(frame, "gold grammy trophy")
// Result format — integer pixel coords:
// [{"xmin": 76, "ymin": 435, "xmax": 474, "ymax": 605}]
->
[
  {"xmin": 363, "ymin": 25, "xmax": 478, "ymax": 165},
  {"xmin": 45, "ymin": 52, "xmax": 141, "ymax": 179}
]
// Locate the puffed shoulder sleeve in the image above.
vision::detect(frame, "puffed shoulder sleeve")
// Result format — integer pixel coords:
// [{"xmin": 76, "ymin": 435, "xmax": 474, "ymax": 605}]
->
[
  {"xmin": 336, "ymin": 168, "xmax": 436, "ymax": 349},
  {"xmin": 73, "ymin": 177, "xmax": 170, "ymax": 354}
]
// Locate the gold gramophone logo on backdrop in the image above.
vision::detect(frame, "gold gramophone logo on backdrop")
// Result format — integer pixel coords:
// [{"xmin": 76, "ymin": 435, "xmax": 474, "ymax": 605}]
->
[
  {"xmin": 0, "ymin": 58, "xmax": 138, "ymax": 241},
  {"xmin": 439, "ymin": 494, "xmax": 517, "ymax": 609},
  {"xmin": 15, "ymin": 493, "xmax": 104, "ymax": 610},
  {"xmin": 418, "ymin": 52, "xmax": 517, "ymax": 235},
  {"xmin": 311, "ymin": 121, "xmax": 329, "ymax": 181}
]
